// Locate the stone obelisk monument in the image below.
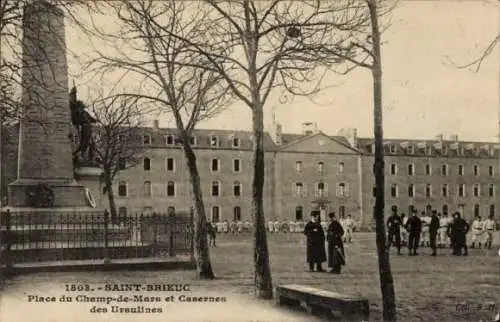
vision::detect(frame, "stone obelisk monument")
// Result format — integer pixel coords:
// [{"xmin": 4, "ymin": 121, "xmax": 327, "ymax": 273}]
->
[{"xmin": 6, "ymin": 0, "xmax": 99, "ymax": 211}]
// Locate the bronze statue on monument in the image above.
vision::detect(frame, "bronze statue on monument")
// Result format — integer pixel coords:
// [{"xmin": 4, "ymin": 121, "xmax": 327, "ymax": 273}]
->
[{"xmin": 69, "ymin": 84, "xmax": 98, "ymax": 167}]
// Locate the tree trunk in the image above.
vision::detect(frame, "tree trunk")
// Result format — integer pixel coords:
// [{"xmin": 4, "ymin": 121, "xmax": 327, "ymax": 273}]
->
[
  {"xmin": 104, "ymin": 169, "xmax": 117, "ymax": 221},
  {"xmin": 182, "ymin": 142, "xmax": 215, "ymax": 279},
  {"xmin": 368, "ymin": 1, "xmax": 396, "ymax": 321},
  {"xmin": 251, "ymin": 102, "xmax": 273, "ymax": 299}
]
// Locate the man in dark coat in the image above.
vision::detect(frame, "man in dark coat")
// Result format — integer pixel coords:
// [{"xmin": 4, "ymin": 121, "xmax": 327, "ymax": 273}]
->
[
  {"xmin": 303, "ymin": 211, "xmax": 326, "ymax": 272},
  {"xmin": 450, "ymin": 212, "xmax": 469, "ymax": 256},
  {"xmin": 326, "ymin": 212, "xmax": 345, "ymax": 274},
  {"xmin": 207, "ymin": 221, "xmax": 216, "ymax": 247},
  {"xmin": 429, "ymin": 210, "xmax": 440, "ymax": 256},
  {"xmin": 386, "ymin": 205, "xmax": 403, "ymax": 255},
  {"xmin": 405, "ymin": 208, "xmax": 422, "ymax": 256}
]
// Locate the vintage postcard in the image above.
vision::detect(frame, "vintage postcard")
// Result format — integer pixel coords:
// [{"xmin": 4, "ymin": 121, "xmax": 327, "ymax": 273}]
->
[{"xmin": 0, "ymin": 0, "xmax": 498, "ymax": 321}]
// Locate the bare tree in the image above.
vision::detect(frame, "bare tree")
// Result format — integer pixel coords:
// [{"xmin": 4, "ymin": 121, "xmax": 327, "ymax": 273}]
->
[
  {"xmin": 84, "ymin": 1, "xmax": 234, "ymax": 279},
  {"xmin": 132, "ymin": 0, "xmax": 373, "ymax": 299},
  {"xmin": 84, "ymin": 90, "xmax": 145, "ymax": 221}
]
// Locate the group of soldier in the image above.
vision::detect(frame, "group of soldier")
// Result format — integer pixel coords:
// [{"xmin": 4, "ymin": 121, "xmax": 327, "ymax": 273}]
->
[{"xmin": 386, "ymin": 205, "xmax": 496, "ymax": 256}]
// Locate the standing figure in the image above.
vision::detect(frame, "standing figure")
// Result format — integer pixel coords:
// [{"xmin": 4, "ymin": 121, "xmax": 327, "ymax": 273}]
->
[
  {"xmin": 483, "ymin": 214, "xmax": 496, "ymax": 250},
  {"xmin": 326, "ymin": 213, "xmax": 345, "ymax": 274},
  {"xmin": 339, "ymin": 214, "xmax": 347, "ymax": 242},
  {"xmin": 406, "ymin": 209, "xmax": 422, "ymax": 256},
  {"xmin": 400, "ymin": 213, "xmax": 408, "ymax": 246},
  {"xmin": 386, "ymin": 205, "xmax": 403, "ymax": 255},
  {"xmin": 343, "ymin": 214, "xmax": 355, "ymax": 243},
  {"xmin": 303, "ymin": 211, "xmax": 327, "ymax": 272},
  {"xmin": 207, "ymin": 221, "xmax": 216, "ymax": 247},
  {"xmin": 450, "ymin": 212, "xmax": 469, "ymax": 256},
  {"xmin": 438, "ymin": 212, "xmax": 450, "ymax": 248},
  {"xmin": 429, "ymin": 210, "xmax": 440, "ymax": 256},
  {"xmin": 420, "ymin": 211, "xmax": 430, "ymax": 247},
  {"xmin": 471, "ymin": 215, "xmax": 484, "ymax": 248},
  {"xmin": 447, "ymin": 212, "xmax": 456, "ymax": 248}
]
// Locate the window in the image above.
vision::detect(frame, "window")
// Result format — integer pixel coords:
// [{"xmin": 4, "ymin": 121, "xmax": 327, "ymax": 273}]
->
[
  {"xmin": 233, "ymin": 206, "xmax": 241, "ymax": 221},
  {"xmin": 295, "ymin": 206, "xmax": 303, "ymax": 221},
  {"xmin": 408, "ymin": 184, "xmax": 414, "ymax": 197},
  {"xmin": 166, "ymin": 158, "xmax": 175, "ymax": 171},
  {"xmin": 441, "ymin": 164, "xmax": 448, "ymax": 176},
  {"xmin": 210, "ymin": 135, "xmax": 219, "ymax": 147},
  {"xmin": 296, "ymin": 161, "xmax": 303, "ymax": 172},
  {"xmin": 190, "ymin": 136, "xmax": 197, "ymax": 146},
  {"xmin": 232, "ymin": 137, "xmax": 240, "ymax": 148},
  {"xmin": 390, "ymin": 164, "xmax": 397, "ymax": 175},
  {"xmin": 233, "ymin": 159, "xmax": 241, "ymax": 173},
  {"xmin": 143, "ymin": 157, "xmax": 151, "ymax": 171},
  {"xmin": 233, "ymin": 181, "xmax": 241, "ymax": 197},
  {"xmin": 425, "ymin": 164, "xmax": 431, "ymax": 175},
  {"xmin": 339, "ymin": 206, "xmax": 346, "ymax": 217},
  {"xmin": 442, "ymin": 146, "xmax": 448, "ymax": 155},
  {"xmin": 391, "ymin": 184, "xmax": 398, "ymax": 197},
  {"xmin": 407, "ymin": 145, "xmax": 414, "ymax": 154},
  {"xmin": 408, "ymin": 163, "xmax": 414, "ymax": 176},
  {"xmin": 442, "ymin": 184, "xmax": 448, "ymax": 197},
  {"xmin": 489, "ymin": 184, "xmax": 495, "ymax": 197},
  {"xmin": 211, "ymin": 181, "xmax": 220, "ymax": 196},
  {"xmin": 211, "ymin": 206, "xmax": 220, "ymax": 222},
  {"xmin": 489, "ymin": 204, "xmax": 495, "ymax": 217},
  {"xmin": 165, "ymin": 135, "xmax": 174, "ymax": 145},
  {"xmin": 473, "ymin": 184, "xmax": 480, "ymax": 197},
  {"xmin": 426, "ymin": 146, "xmax": 433, "ymax": 156},
  {"xmin": 316, "ymin": 182, "xmax": 327, "ymax": 197},
  {"xmin": 168, "ymin": 206, "xmax": 175, "ymax": 216},
  {"xmin": 295, "ymin": 182, "xmax": 305, "ymax": 197},
  {"xmin": 143, "ymin": 135, "xmax": 151, "ymax": 145},
  {"xmin": 167, "ymin": 181, "xmax": 175, "ymax": 197},
  {"xmin": 473, "ymin": 204, "xmax": 480, "ymax": 217},
  {"xmin": 337, "ymin": 183, "xmax": 347, "ymax": 197},
  {"xmin": 442, "ymin": 204, "xmax": 448, "ymax": 215},
  {"xmin": 458, "ymin": 165, "xmax": 464, "ymax": 176},
  {"xmin": 390, "ymin": 145, "xmax": 396, "ymax": 153},
  {"xmin": 143, "ymin": 181, "xmax": 152, "ymax": 197},
  {"xmin": 425, "ymin": 184, "xmax": 432, "ymax": 197},
  {"xmin": 118, "ymin": 207, "xmax": 127, "ymax": 217},
  {"xmin": 118, "ymin": 181, "xmax": 127, "ymax": 196},
  {"xmin": 489, "ymin": 165, "xmax": 494, "ymax": 177},
  {"xmin": 473, "ymin": 165, "xmax": 479, "ymax": 176},
  {"xmin": 339, "ymin": 162, "xmax": 344, "ymax": 173},
  {"xmin": 458, "ymin": 184, "xmax": 466, "ymax": 197},
  {"xmin": 118, "ymin": 157, "xmax": 126, "ymax": 170},
  {"xmin": 318, "ymin": 161, "xmax": 324, "ymax": 173},
  {"xmin": 211, "ymin": 158, "xmax": 220, "ymax": 172}
]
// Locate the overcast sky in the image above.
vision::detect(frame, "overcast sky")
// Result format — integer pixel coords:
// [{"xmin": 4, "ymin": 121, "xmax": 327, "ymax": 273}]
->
[{"xmin": 67, "ymin": 0, "xmax": 499, "ymax": 142}]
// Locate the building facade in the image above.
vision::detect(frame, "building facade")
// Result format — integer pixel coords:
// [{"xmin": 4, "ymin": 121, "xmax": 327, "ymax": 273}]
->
[{"xmin": 2, "ymin": 121, "xmax": 499, "ymax": 227}]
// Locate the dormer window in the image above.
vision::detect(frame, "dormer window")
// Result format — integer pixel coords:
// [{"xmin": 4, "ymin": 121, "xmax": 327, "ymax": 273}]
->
[
  {"xmin": 390, "ymin": 145, "xmax": 396, "ymax": 154},
  {"xmin": 165, "ymin": 135, "xmax": 174, "ymax": 145},
  {"xmin": 210, "ymin": 135, "xmax": 219, "ymax": 147},
  {"xmin": 407, "ymin": 145, "xmax": 414, "ymax": 154},
  {"xmin": 232, "ymin": 136, "xmax": 240, "ymax": 148}
]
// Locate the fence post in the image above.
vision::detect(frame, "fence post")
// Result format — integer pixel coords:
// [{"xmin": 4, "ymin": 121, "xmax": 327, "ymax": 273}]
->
[
  {"xmin": 169, "ymin": 212, "xmax": 175, "ymax": 257},
  {"xmin": 103, "ymin": 209, "xmax": 110, "ymax": 264}
]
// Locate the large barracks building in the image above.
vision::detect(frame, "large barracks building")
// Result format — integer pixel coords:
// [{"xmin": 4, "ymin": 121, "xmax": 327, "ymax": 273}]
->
[{"xmin": 2, "ymin": 121, "xmax": 499, "ymax": 228}]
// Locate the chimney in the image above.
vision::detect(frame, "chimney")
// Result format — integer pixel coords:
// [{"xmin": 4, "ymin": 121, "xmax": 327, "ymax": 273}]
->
[
  {"xmin": 435, "ymin": 134, "xmax": 443, "ymax": 141},
  {"xmin": 275, "ymin": 123, "xmax": 282, "ymax": 146},
  {"xmin": 302, "ymin": 122, "xmax": 313, "ymax": 135},
  {"xmin": 450, "ymin": 134, "xmax": 458, "ymax": 142},
  {"xmin": 153, "ymin": 119, "xmax": 159, "ymax": 129}
]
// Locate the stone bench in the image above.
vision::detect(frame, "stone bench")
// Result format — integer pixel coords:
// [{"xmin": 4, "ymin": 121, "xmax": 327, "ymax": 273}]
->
[{"xmin": 275, "ymin": 284, "xmax": 369, "ymax": 321}]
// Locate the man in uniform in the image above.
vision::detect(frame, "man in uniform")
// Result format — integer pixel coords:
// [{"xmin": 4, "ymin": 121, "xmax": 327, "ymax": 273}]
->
[
  {"xmin": 387, "ymin": 205, "xmax": 403, "ymax": 255},
  {"xmin": 483, "ymin": 214, "xmax": 496, "ymax": 250},
  {"xmin": 470, "ymin": 215, "xmax": 484, "ymax": 248},
  {"xmin": 429, "ymin": 210, "xmax": 440, "ymax": 256},
  {"xmin": 303, "ymin": 211, "xmax": 327, "ymax": 272},
  {"xmin": 450, "ymin": 212, "xmax": 469, "ymax": 256},
  {"xmin": 438, "ymin": 212, "xmax": 450, "ymax": 248},
  {"xmin": 406, "ymin": 208, "xmax": 422, "ymax": 256},
  {"xmin": 343, "ymin": 214, "xmax": 355, "ymax": 243}
]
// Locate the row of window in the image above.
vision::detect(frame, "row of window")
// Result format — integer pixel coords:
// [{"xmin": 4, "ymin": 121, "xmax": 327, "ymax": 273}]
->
[
  {"xmin": 381, "ymin": 183, "xmax": 496, "ymax": 198},
  {"xmin": 140, "ymin": 158, "xmax": 241, "ymax": 173},
  {"xmin": 293, "ymin": 206, "xmax": 347, "ymax": 221},
  {"xmin": 395, "ymin": 204, "xmax": 496, "ymax": 218},
  {"xmin": 142, "ymin": 134, "xmax": 241, "ymax": 148},
  {"xmin": 389, "ymin": 163, "xmax": 495, "ymax": 177},
  {"xmin": 295, "ymin": 161, "xmax": 344, "ymax": 173},
  {"xmin": 378, "ymin": 144, "xmax": 495, "ymax": 157},
  {"xmin": 117, "ymin": 181, "xmax": 243, "ymax": 197},
  {"xmin": 294, "ymin": 182, "xmax": 349, "ymax": 197}
]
